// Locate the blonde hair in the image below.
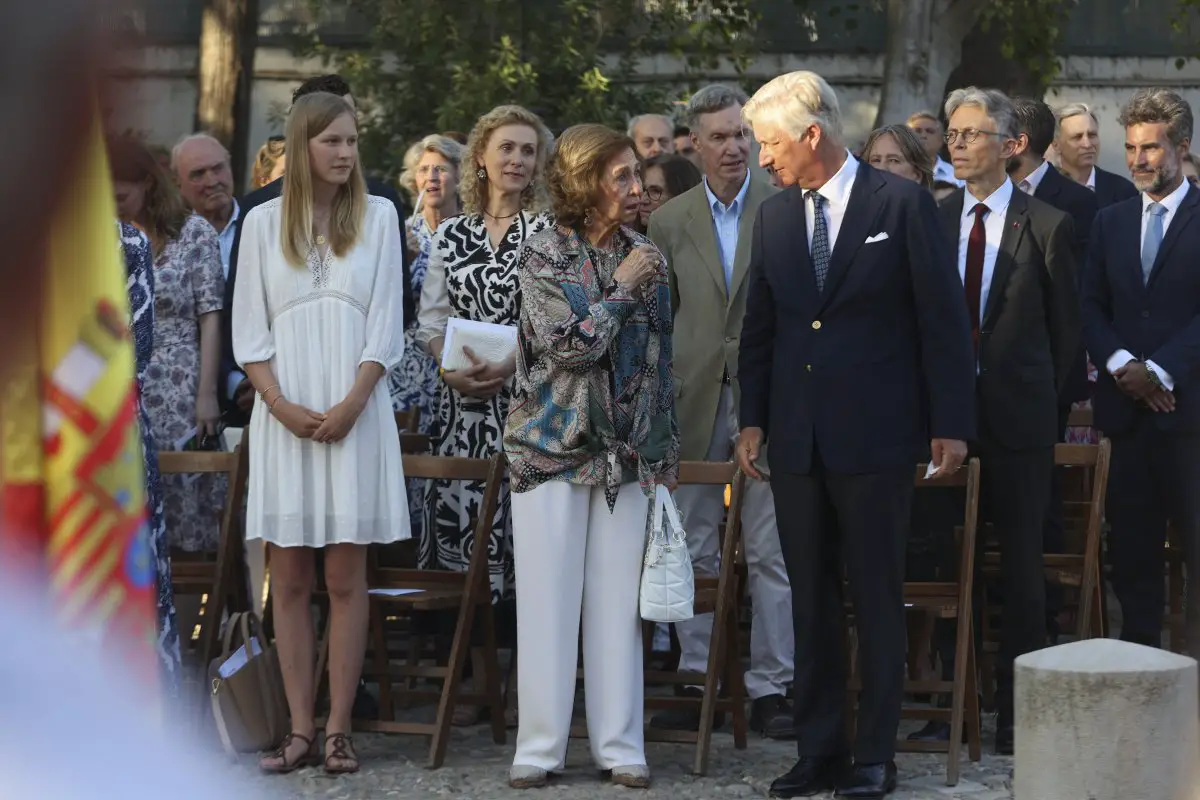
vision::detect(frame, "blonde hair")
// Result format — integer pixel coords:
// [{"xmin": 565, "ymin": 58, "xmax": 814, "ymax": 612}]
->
[
  {"xmin": 251, "ymin": 136, "xmax": 286, "ymax": 189},
  {"xmin": 743, "ymin": 71, "xmax": 843, "ymax": 145},
  {"xmin": 281, "ymin": 92, "xmax": 367, "ymax": 268},
  {"xmin": 460, "ymin": 105, "xmax": 553, "ymax": 216},
  {"xmin": 398, "ymin": 134, "xmax": 465, "ymax": 201},
  {"xmin": 547, "ymin": 124, "xmax": 636, "ymax": 230}
]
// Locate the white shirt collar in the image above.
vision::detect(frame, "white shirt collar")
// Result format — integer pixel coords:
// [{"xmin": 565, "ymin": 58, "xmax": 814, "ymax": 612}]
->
[
  {"xmin": 1020, "ymin": 161, "xmax": 1051, "ymax": 194},
  {"xmin": 219, "ymin": 198, "xmax": 241, "ymax": 236},
  {"xmin": 961, "ymin": 178, "xmax": 1015, "ymax": 223},
  {"xmin": 1143, "ymin": 177, "xmax": 1191, "ymax": 216},
  {"xmin": 703, "ymin": 171, "xmax": 751, "ymax": 214},
  {"xmin": 810, "ymin": 150, "xmax": 858, "ymax": 206},
  {"xmin": 1086, "ymin": 166, "xmax": 1097, "ymax": 190}
]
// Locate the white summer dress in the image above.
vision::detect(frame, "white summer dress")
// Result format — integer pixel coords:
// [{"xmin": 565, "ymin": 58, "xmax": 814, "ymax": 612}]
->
[{"xmin": 232, "ymin": 195, "xmax": 410, "ymax": 547}]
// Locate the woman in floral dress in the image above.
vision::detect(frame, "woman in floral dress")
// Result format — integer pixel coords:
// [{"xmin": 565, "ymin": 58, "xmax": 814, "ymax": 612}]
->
[
  {"xmin": 110, "ymin": 137, "xmax": 226, "ymax": 558},
  {"xmin": 416, "ymin": 106, "xmax": 553, "ymax": 723},
  {"xmin": 119, "ymin": 220, "xmax": 182, "ymax": 696}
]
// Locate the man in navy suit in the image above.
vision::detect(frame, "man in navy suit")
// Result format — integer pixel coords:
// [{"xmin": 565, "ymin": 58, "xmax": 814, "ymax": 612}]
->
[
  {"xmin": 738, "ymin": 71, "xmax": 976, "ymax": 799},
  {"xmin": 220, "ymin": 74, "xmax": 413, "ymax": 427},
  {"xmin": 1083, "ymin": 88, "xmax": 1200, "ymax": 657},
  {"xmin": 1054, "ymin": 102, "xmax": 1139, "ymax": 208}
]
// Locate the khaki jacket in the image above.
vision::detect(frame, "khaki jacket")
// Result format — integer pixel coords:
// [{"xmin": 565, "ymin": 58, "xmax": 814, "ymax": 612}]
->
[{"xmin": 646, "ymin": 176, "xmax": 777, "ymax": 461}]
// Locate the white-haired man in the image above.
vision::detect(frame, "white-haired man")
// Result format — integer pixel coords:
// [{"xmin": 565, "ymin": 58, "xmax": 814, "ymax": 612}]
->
[
  {"xmin": 628, "ymin": 113, "xmax": 675, "ymax": 159},
  {"xmin": 172, "ymin": 133, "xmax": 239, "ymax": 274},
  {"xmin": 1054, "ymin": 102, "xmax": 1138, "ymax": 208},
  {"xmin": 738, "ymin": 71, "xmax": 976, "ymax": 798}
]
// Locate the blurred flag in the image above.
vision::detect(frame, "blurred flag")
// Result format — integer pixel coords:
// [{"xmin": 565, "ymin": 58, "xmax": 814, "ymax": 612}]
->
[{"xmin": 0, "ymin": 110, "xmax": 157, "ymax": 682}]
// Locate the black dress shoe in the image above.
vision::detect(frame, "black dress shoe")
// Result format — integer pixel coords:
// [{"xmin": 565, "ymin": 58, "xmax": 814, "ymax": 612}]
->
[
  {"xmin": 750, "ymin": 694, "xmax": 796, "ymax": 739},
  {"xmin": 768, "ymin": 755, "xmax": 849, "ymax": 798},
  {"xmin": 835, "ymin": 761, "xmax": 897, "ymax": 798},
  {"xmin": 648, "ymin": 686, "xmax": 725, "ymax": 732}
]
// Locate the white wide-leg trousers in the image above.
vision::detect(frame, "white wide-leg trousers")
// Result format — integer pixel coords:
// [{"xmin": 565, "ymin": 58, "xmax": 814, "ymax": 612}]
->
[{"xmin": 511, "ymin": 480, "xmax": 649, "ymax": 771}]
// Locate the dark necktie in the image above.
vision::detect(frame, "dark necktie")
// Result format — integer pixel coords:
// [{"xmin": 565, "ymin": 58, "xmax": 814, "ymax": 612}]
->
[
  {"xmin": 807, "ymin": 191, "xmax": 830, "ymax": 292},
  {"xmin": 964, "ymin": 203, "xmax": 989, "ymax": 352}
]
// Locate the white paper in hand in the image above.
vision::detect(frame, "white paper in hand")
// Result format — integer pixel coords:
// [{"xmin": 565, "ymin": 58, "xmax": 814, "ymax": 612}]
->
[{"xmin": 441, "ymin": 318, "xmax": 518, "ymax": 371}]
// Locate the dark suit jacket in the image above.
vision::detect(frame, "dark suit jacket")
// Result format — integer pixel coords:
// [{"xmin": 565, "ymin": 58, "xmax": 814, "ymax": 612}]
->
[
  {"xmin": 1082, "ymin": 185, "xmax": 1200, "ymax": 434},
  {"xmin": 1093, "ymin": 166, "xmax": 1138, "ymax": 209},
  {"xmin": 740, "ymin": 161, "xmax": 976, "ymax": 475},
  {"xmin": 940, "ymin": 186, "xmax": 1081, "ymax": 450},
  {"xmin": 1033, "ymin": 164, "xmax": 1098, "ymax": 405},
  {"xmin": 219, "ymin": 178, "xmax": 413, "ymax": 424}
]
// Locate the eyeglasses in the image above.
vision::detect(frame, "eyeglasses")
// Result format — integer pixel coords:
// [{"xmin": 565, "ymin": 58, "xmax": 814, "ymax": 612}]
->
[
  {"xmin": 644, "ymin": 186, "xmax": 666, "ymax": 202},
  {"xmin": 944, "ymin": 129, "xmax": 1004, "ymax": 145}
]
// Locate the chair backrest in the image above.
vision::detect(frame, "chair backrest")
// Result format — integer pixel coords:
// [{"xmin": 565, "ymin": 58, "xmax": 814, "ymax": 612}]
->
[
  {"xmin": 909, "ymin": 458, "xmax": 982, "ymax": 610},
  {"xmin": 1053, "ymin": 440, "xmax": 1112, "ymax": 551},
  {"xmin": 1066, "ymin": 406, "xmax": 1094, "ymax": 429},
  {"xmin": 395, "ymin": 408, "xmax": 422, "ymax": 433},
  {"xmin": 677, "ymin": 460, "xmax": 748, "ymax": 572}
]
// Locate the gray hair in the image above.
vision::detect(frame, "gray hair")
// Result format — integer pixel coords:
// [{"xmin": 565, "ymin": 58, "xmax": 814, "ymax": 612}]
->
[
  {"xmin": 398, "ymin": 134, "xmax": 466, "ymax": 200},
  {"xmin": 944, "ymin": 87, "xmax": 1019, "ymax": 140},
  {"xmin": 742, "ymin": 71, "xmax": 842, "ymax": 145},
  {"xmin": 1055, "ymin": 102, "xmax": 1099, "ymax": 133},
  {"xmin": 626, "ymin": 113, "xmax": 673, "ymax": 138},
  {"xmin": 170, "ymin": 132, "xmax": 230, "ymax": 172},
  {"xmin": 686, "ymin": 84, "xmax": 750, "ymax": 131},
  {"xmin": 1118, "ymin": 88, "xmax": 1194, "ymax": 147}
]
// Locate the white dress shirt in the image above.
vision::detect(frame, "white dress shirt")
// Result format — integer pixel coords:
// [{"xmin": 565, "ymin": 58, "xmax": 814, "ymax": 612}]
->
[
  {"xmin": 957, "ymin": 178, "xmax": 1015, "ymax": 328},
  {"xmin": 1017, "ymin": 161, "xmax": 1051, "ymax": 195},
  {"xmin": 1085, "ymin": 166, "xmax": 1097, "ymax": 191},
  {"xmin": 1104, "ymin": 177, "xmax": 1193, "ymax": 390},
  {"xmin": 216, "ymin": 198, "xmax": 241, "ymax": 280},
  {"xmin": 703, "ymin": 171, "xmax": 751, "ymax": 291},
  {"xmin": 805, "ymin": 151, "xmax": 859, "ymax": 253}
]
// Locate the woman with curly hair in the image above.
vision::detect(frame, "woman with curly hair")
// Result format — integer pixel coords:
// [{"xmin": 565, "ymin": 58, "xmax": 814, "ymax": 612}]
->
[
  {"xmin": 504, "ymin": 123, "xmax": 677, "ymax": 789},
  {"xmin": 415, "ymin": 105, "xmax": 553, "ymax": 725}
]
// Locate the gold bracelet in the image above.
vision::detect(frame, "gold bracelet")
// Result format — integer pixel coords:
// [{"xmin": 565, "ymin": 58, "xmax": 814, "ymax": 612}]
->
[
  {"xmin": 260, "ymin": 384, "xmax": 280, "ymax": 401},
  {"xmin": 268, "ymin": 394, "xmax": 284, "ymax": 412}
]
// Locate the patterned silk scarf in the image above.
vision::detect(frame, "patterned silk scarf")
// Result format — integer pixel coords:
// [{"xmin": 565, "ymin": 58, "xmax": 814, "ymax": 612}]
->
[{"xmin": 0, "ymin": 114, "xmax": 158, "ymax": 687}]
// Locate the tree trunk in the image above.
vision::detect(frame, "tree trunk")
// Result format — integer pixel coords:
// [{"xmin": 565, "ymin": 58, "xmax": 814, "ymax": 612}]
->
[
  {"xmin": 195, "ymin": 0, "xmax": 258, "ymax": 193},
  {"xmin": 942, "ymin": 15, "xmax": 1051, "ymax": 101},
  {"xmin": 872, "ymin": 0, "xmax": 988, "ymax": 128}
]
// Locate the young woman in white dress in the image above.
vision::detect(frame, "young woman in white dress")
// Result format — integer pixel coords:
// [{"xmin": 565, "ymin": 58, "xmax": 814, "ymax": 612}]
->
[{"xmin": 233, "ymin": 91, "xmax": 409, "ymax": 775}]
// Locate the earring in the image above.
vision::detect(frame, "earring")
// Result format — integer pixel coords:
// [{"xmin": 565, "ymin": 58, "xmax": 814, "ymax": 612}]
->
[
  {"xmin": 476, "ymin": 168, "xmax": 487, "ymax": 181},
  {"xmin": 583, "ymin": 210, "xmax": 592, "ymax": 226}
]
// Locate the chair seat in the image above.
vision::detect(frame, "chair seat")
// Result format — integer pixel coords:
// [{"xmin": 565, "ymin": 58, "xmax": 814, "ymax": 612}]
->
[{"xmin": 367, "ymin": 587, "xmax": 477, "ymax": 611}]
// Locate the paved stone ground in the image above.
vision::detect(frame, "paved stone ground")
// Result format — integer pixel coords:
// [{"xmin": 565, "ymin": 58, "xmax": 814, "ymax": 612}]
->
[{"xmin": 231, "ymin": 719, "xmax": 1013, "ymax": 799}]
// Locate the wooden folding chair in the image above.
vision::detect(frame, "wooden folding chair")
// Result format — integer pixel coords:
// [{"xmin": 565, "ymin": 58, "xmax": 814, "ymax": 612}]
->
[
  {"xmin": 847, "ymin": 457, "xmax": 983, "ymax": 786},
  {"xmin": 158, "ymin": 444, "xmax": 251, "ymax": 666},
  {"xmin": 394, "ymin": 408, "xmax": 422, "ymax": 433},
  {"xmin": 1166, "ymin": 522, "xmax": 1187, "ymax": 653},
  {"xmin": 314, "ymin": 452, "xmax": 506, "ymax": 768},
  {"xmin": 611, "ymin": 462, "xmax": 749, "ymax": 775}
]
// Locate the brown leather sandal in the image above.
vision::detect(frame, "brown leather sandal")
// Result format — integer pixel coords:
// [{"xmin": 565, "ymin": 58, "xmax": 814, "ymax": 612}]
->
[
  {"xmin": 324, "ymin": 732, "xmax": 360, "ymax": 774},
  {"xmin": 259, "ymin": 731, "xmax": 319, "ymax": 774}
]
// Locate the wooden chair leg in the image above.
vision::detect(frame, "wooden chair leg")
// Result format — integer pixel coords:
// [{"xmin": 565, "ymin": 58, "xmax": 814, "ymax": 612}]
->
[
  {"xmin": 946, "ymin": 612, "xmax": 972, "ymax": 786},
  {"xmin": 965, "ymin": 632, "xmax": 982, "ymax": 763},
  {"xmin": 427, "ymin": 598, "xmax": 479, "ymax": 769},
  {"xmin": 480, "ymin": 605, "xmax": 507, "ymax": 745},
  {"xmin": 693, "ymin": 612, "xmax": 724, "ymax": 776},
  {"xmin": 314, "ymin": 610, "xmax": 332, "ymax": 712},
  {"xmin": 370, "ymin": 600, "xmax": 394, "ymax": 722},
  {"xmin": 726, "ymin": 590, "xmax": 747, "ymax": 750}
]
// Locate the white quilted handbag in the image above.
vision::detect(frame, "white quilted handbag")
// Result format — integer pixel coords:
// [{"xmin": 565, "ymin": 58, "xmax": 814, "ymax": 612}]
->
[{"xmin": 639, "ymin": 483, "xmax": 695, "ymax": 623}]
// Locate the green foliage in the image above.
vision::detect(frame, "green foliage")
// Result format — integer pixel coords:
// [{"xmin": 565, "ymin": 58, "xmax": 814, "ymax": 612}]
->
[
  {"xmin": 295, "ymin": 0, "xmax": 761, "ymax": 181},
  {"xmin": 975, "ymin": 0, "xmax": 1075, "ymax": 88},
  {"xmin": 1170, "ymin": 0, "xmax": 1200, "ymax": 68}
]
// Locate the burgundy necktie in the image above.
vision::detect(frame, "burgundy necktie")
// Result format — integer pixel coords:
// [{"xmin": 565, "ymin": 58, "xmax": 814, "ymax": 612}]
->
[{"xmin": 964, "ymin": 203, "xmax": 989, "ymax": 353}]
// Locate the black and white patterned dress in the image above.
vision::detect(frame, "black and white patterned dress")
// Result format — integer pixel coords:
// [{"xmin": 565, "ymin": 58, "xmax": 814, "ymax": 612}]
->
[{"xmin": 416, "ymin": 211, "xmax": 552, "ymax": 602}]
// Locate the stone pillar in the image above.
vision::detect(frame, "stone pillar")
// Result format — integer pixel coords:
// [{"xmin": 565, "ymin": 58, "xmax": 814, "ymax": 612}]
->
[{"xmin": 1015, "ymin": 639, "xmax": 1200, "ymax": 800}]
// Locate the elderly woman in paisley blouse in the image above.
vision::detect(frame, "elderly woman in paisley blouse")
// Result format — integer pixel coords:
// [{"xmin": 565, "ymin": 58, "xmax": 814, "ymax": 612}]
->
[
  {"xmin": 415, "ymin": 105, "xmax": 553, "ymax": 725},
  {"xmin": 504, "ymin": 124, "xmax": 678, "ymax": 790}
]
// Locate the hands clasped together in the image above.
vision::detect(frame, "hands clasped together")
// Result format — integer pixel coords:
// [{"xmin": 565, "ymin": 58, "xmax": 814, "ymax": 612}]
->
[
  {"xmin": 273, "ymin": 395, "xmax": 367, "ymax": 445},
  {"xmin": 1114, "ymin": 359, "xmax": 1175, "ymax": 413}
]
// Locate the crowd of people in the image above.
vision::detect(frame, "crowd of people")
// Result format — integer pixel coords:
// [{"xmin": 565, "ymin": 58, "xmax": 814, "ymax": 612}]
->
[{"xmin": 107, "ymin": 66, "xmax": 1199, "ymax": 799}]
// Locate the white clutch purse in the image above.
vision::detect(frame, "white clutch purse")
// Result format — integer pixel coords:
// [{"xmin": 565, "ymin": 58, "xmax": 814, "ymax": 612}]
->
[{"xmin": 639, "ymin": 483, "xmax": 695, "ymax": 623}]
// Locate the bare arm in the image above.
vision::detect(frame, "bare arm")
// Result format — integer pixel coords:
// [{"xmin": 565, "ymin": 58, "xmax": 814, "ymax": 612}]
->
[{"xmin": 195, "ymin": 311, "xmax": 222, "ymax": 436}]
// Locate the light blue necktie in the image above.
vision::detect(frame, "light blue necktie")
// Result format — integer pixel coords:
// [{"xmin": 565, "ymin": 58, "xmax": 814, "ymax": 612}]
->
[
  {"xmin": 1141, "ymin": 202, "xmax": 1166, "ymax": 284},
  {"xmin": 807, "ymin": 191, "xmax": 830, "ymax": 291}
]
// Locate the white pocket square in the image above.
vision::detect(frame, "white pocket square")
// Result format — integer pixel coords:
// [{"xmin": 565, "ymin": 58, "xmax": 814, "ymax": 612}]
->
[{"xmin": 865, "ymin": 232, "xmax": 889, "ymax": 244}]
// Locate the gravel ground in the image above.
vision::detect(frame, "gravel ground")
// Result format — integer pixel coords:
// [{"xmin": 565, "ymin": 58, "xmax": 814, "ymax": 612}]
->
[{"xmin": 230, "ymin": 720, "xmax": 1014, "ymax": 800}]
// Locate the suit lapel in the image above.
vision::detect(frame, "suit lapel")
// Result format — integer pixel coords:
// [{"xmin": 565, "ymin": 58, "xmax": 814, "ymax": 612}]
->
[
  {"xmin": 727, "ymin": 178, "xmax": 771, "ymax": 307},
  {"xmin": 940, "ymin": 190, "xmax": 965, "ymax": 258},
  {"xmin": 982, "ymin": 188, "xmax": 1029, "ymax": 329},
  {"xmin": 1148, "ymin": 185, "xmax": 1199, "ymax": 288},
  {"xmin": 818, "ymin": 162, "xmax": 884, "ymax": 310},
  {"xmin": 684, "ymin": 189, "xmax": 728, "ymax": 296}
]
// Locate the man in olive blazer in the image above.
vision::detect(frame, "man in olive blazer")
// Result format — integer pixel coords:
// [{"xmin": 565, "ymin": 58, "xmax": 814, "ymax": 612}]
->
[{"xmin": 645, "ymin": 84, "xmax": 794, "ymax": 739}]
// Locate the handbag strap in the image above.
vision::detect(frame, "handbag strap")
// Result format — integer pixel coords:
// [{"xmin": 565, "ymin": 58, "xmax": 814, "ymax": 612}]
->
[
  {"xmin": 656, "ymin": 484, "xmax": 684, "ymax": 537},
  {"xmin": 210, "ymin": 684, "xmax": 239, "ymax": 757},
  {"xmin": 221, "ymin": 611, "xmax": 245, "ymax": 658}
]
